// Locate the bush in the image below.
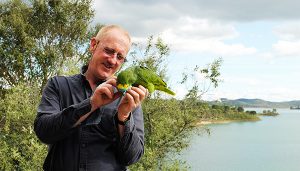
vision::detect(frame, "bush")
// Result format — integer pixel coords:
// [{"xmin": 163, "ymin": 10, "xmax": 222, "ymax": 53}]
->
[
  {"xmin": 237, "ymin": 106, "xmax": 244, "ymax": 112},
  {"xmin": 0, "ymin": 83, "xmax": 47, "ymax": 170},
  {"xmin": 129, "ymin": 98, "xmax": 193, "ymax": 170}
]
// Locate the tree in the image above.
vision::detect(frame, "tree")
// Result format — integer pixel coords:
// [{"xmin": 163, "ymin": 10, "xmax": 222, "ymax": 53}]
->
[
  {"xmin": 224, "ymin": 105, "xmax": 230, "ymax": 113},
  {"xmin": 128, "ymin": 36, "xmax": 223, "ymax": 170},
  {"xmin": 200, "ymin": 57, "xmax": 223, "ymax": 88},
  {"xmin": 180, "ymin": 58, "xmax": 223, "ymax": 100},
  {"xmin": 0, "ymin": 83, "xmax": 46, "ymax": 170},
  {"xmin": 129, "ymin": 36, "xmax": 169, "ymax": 80},
  {"xmin": 126, "ymin": 37, "xmax": 190, "ymax": 170},
  {"xmin": 0, "ymin": 0, "xmax": 97, "ymax": 169},
  {"xmin": 237, "ymin": 106, "xmax": 244, "ymax": 112},
  {"xmin": 0, "ymin": 0, "xmax": 94, "ymax": 90},
  {"xmin": 128, "ymin": 36, "xmax": 170, "ymax": 99}
]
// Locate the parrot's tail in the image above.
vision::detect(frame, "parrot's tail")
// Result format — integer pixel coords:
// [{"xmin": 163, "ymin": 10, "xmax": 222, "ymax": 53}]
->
[{"xmin": 162, "ymin": 87, "xmax": 176, "ymax": 96}]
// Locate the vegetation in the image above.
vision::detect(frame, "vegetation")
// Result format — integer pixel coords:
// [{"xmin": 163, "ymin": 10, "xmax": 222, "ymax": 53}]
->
[
  {"xmin": 0, "ymin": 0, "xmax": 95, "ymax": 90},
  {"xmin": 0, "ymin": 83, "xmax": 47, "ymax": 170},
  {"xmin": 0, "ymin": 0, "xmax": 261, "ymax": 170},
  {"xmin": 125, "ymin": 37, "xmax": 258, "ymax": 170},
  {"xmin": 246, "ymin": 110, "xmax": 257, "ymax": 115},
  {"xmin": 260, "ymin": 109, "xmax": 279, "ymax": 116},
  {"xmin": 209, "ymin": 105, "xmax": 258, "ymax": 121}
]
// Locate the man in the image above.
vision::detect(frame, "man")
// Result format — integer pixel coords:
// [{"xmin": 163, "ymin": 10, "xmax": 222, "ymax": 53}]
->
[{"xmin": 34, "ymin": 25, "xmax": 147, "ymax": 171}]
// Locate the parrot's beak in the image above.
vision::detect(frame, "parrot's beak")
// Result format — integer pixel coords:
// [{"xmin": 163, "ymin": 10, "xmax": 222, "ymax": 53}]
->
[{"xmin": 117, "ymin": 84, "xmax": 130, "ymax": 93}]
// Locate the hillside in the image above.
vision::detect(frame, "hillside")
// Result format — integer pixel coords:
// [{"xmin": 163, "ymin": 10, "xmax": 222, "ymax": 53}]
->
[{"xmin": 211, "ymin": 98, "xmax": 300, "ymax": 108}]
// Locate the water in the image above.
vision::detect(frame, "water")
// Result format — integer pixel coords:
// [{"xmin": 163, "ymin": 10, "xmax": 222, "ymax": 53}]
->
[{"xmin": 180, "ymin": 108, "xmax": 300, "ymax": 171}]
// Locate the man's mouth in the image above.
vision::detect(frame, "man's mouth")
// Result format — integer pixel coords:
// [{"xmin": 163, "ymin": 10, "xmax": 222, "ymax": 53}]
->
[{"xmin": 103, "ymin": 62, "xmax": 113, "ymax": 69}]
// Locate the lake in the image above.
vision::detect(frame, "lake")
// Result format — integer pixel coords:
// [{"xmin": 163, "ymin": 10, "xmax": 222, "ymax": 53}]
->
[{"xmin": 180, "ymin": 108, "xmax": 300, "ymax": 171}]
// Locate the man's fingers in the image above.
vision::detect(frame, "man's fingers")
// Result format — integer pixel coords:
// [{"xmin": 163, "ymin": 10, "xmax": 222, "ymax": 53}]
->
[
  {"xmin": 117, "ymin": 85, "xmax": 149, "ymax": 116},
  {"xmin": 132, "ymin": 86, "xmax": 148, "ymax": 100},
  {"xmin": 137, "ymin": 85, "xmax": 148, "ymax": 97},
  {"xmin": 105, "ymin": 77, "xmax": 117, "ymax": 87},
  {"xmin": 138, "ymin": 85, "xmax": 148, "ymax": 97},
  {"xmin": 138, "ymin": 85, "xmax": 147, "ymax": 93},
  {"xmin": 127, "ymin": 89, "xmax": 140, "ymax": 104},
  {"xmin": 97, "ymin": 85, "xmax": 114, "ymax": 99},
  {"xmin": 124, "ymin": 92, "xmax": 136, "ymax": 108},
  {"xmin": 130, "ymin": 87, "xmax": 145, "ymax": 102}
]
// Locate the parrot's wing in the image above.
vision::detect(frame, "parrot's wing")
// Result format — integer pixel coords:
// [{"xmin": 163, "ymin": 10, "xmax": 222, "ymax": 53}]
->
[
  {"xmin": 140, "ymin": 67, "xmax": 176, "ymax": 95},
  {"xmin": 138, "ymin": 66, "xmax": 167, "ymax": 85},
  {"xmin": 133, "ymin": 66, "xmax": 175, "ymax": 95}
]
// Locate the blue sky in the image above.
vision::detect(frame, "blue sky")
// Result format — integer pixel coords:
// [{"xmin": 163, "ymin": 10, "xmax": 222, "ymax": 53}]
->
[{"xmin": 92, "ymin": 0, "xmax": 300, "ymax": 102}]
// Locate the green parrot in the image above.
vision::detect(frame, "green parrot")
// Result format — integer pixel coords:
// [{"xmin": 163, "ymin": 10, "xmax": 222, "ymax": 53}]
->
[{"xmin": 116, "ymin": 66, "xmax": 176, "ymax": 96}]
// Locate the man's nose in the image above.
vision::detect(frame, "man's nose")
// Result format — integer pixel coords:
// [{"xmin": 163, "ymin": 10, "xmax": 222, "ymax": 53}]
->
[{"xmin": 107, "ymin": 54, "xmax": 118, "ymax": 65}]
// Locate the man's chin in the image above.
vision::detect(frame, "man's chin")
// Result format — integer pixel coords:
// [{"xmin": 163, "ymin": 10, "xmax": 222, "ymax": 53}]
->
[
  {"xmin": 98, "ymin": 72, "xmax": 114, "ymax": 80},
  {"xmin": 97, "ymin": 66, "xmax": 118, "ymax": 79}
]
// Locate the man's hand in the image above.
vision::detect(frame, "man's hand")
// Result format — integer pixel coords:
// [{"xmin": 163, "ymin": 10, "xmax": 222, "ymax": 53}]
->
[
  {"xmin": 90, "ymin": 77, "xmax": 121, "ymax": 111},
  {"xmin": 73, "ymin": 77, "xmax": 121, "ymax": 127},
  {"xmin": 117, "ymin": 85, "xmax": 148, "ymax": 122}
]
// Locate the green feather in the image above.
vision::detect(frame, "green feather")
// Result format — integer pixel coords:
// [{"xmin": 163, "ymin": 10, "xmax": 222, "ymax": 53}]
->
[{"xmin": 117, "ymin": 66, "xmax": 176, "ymax": 96}]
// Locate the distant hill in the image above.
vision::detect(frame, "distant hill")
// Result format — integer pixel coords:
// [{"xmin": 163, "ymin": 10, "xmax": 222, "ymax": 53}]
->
[{"xmin": 210, "ymin": 98, "xmax": 300, "ymax": 108}]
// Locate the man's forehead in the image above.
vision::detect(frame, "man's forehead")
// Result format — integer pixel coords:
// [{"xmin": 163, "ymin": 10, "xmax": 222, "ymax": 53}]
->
[
  {"xmin": 98, "ymin": 28, "xmax": 130, "ymax": 41},
  {"xmin": 100, "ymin": 34, "xmax": 130, "ymax": 51}
]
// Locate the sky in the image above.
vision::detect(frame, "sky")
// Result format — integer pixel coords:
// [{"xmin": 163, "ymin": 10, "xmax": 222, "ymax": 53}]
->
[{"xmin": 92, "ymin": 0, "xmax": 300, "ymax": 102}]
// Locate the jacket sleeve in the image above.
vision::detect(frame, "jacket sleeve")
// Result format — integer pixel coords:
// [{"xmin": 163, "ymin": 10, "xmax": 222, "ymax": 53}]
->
[
  {"xmin": 115, "ymin": 105, "xmax": 145, "ymax": 166},
  {"xmin": 34, "ymin": 77, "xmax": 92, "ymax": 144}
]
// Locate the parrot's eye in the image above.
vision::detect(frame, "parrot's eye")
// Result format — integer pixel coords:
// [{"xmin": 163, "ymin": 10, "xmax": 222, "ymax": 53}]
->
[{"xmin": 103, "ymin": 47, "xmax": 127, "ymax": 63}]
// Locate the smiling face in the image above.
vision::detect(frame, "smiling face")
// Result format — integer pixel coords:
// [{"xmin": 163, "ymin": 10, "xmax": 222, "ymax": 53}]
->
[{"xmin": 86, "ymin": 26, "xmax": 131, "ymax": 84}]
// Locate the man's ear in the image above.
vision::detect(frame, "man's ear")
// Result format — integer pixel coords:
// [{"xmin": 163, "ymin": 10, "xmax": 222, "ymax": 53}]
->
[{"xmin": 90, "ymin": 38, "xmax": 98, "ymax": 52}]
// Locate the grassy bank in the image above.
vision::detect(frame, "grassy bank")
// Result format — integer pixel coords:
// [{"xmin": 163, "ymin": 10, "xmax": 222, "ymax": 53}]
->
[{"xmin": 196, "ymin": 110, "xmax": 260, "ymax": 126}]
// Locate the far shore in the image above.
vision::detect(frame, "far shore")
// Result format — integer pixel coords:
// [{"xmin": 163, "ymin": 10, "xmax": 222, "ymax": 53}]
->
[{"xmin": 195, "ymin": 118, "xmax": 261, "ymax": 126}]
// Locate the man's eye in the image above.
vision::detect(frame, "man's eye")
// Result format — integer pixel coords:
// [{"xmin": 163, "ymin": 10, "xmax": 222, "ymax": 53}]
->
[
  {"xmin": 104, "ymin": 48, "xmax": 115, "ymax": 55},
  {"xmin": 117, "ymin": 54, "xmax": 124, "ymax": 60},
  {"xmin": 104, "ymin": 47, "xmax": 126, "ymax": 62}
]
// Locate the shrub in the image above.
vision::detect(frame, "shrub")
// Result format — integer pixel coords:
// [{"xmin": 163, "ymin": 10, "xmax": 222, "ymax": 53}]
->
[{"xmin": 0, "ymin": 83, "xmax": 47, "ymax": 170}]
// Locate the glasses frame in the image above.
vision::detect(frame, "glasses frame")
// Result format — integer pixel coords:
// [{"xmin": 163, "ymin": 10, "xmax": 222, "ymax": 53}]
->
[{"xmin": 95, "ymin": 40, "xmax": 127, "ymax": 63}]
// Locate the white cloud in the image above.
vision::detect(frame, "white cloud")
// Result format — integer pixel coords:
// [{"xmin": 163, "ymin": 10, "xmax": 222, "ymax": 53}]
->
[
  {"xmin": 223, "ymin": 75, "xmax": 263, "ymax": 86},
  {"xmin": 257, "ymin": 52, "xmax": 275, "ymax": 61},
  {"xmin": 273, "ymin": 22, "xmax": 300, "ymax": 41},
  {"xmin": 142, "ymin": 17, "xmax": 258, "ymax": 56},
  {"xmin": 273, "ymin": 40, "xmax": 300, "ymax": 56},
  {"xmin": 271, "ymin": 22, "xmax": 300, "ymax": 57},
  {"xmin": 164, "ymin": 17, "xmax": 238, "ymax": 40},
  {"xmin": 93, "ymin": 0, "xmax": 300, "ymax": 39},
  {"xmin": 92, "ymin": 0, "xmax": 178, "ymax": 37}
]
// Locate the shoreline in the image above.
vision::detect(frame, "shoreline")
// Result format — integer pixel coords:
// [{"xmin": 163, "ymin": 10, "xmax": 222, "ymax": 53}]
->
[{"xmin": 195, "ymin": 118, "xmax": 260, "ymax": 126}]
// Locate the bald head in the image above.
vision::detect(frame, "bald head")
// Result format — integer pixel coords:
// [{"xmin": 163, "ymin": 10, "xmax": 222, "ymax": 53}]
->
[{"xmin": 96, "ymin": 25, "xmax": 131, "ymax": 45}]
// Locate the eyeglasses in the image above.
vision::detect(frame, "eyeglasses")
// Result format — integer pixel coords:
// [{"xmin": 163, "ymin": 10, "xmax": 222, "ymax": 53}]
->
[
  {"xmin": 94, "ymin": 40, "xmax": 127, "ymax": 63},
  {"xmin": 102, "ymin": 47, "xmax": 127, "ymax": 63}
]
